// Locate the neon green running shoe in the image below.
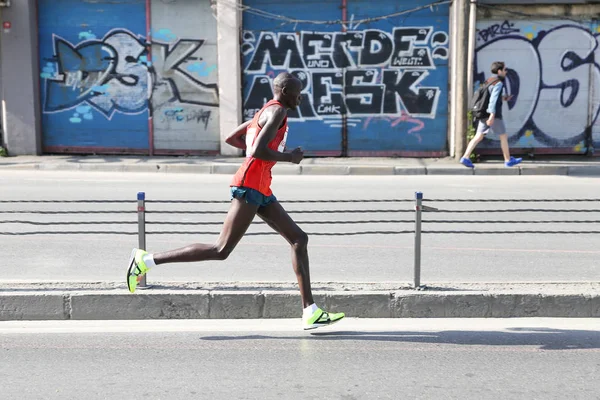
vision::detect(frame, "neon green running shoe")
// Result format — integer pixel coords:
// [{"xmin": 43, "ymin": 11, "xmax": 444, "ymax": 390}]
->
[
  {"xmin": 303, "ymin": 308, "xmax": 345, "ymax": 330},
  {"xmin": 127, "ymin": 248, "xmax": 150, "ymax": 293}
]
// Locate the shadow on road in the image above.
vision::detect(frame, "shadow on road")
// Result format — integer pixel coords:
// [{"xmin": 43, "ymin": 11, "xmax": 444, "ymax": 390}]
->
[{"xmin": 200, "ymin": 327, "xmax": 600, "ymax": 351}]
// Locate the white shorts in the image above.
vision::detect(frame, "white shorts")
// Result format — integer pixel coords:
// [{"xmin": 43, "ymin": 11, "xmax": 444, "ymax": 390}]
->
[{"xmin": 476, "ymin": 119, "xmax": 506, "ymax": 136}]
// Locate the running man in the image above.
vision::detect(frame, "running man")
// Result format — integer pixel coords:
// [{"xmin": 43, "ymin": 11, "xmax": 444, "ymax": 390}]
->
[
  {"xmin": 461, "ymin": 61, "xmax": 522, "ymax": 168},
  {"xmin": 126, "ymin": 72, "xmax": 345, "ymax": 330}
]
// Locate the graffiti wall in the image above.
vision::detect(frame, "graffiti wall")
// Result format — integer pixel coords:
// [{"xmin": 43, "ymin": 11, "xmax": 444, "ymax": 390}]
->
[
  {"xmin": 151, "ymin": 0, "xmax": 220, "ymax": 153},
  {"xmin": 38, "ymin": 0, "xmax": 149, "ymax": 152},
  {"xmin": 242, "ymin": 0, "xmax": 449, "ymax": 156},
  {"xmin": 37, "ymin": 0, "xmax": 219, "ymax": 154},
  {"xmin": 475, "ymin": 20, "xmax": 600, "ymax": 154}
]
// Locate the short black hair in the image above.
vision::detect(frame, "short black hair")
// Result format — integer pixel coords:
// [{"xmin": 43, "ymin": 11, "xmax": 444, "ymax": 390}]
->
[
  {"xmin": 491, "ymin": 61, "xmax": 505, "ymax": 74},
  {"xmin": 273, "ymin": 72, "xmax": 300, "ymax": 91}
]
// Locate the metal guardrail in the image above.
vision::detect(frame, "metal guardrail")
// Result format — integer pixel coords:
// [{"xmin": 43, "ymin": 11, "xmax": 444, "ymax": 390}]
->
[{"xmin": 1, "ymin": 192, "xmax": 598, "ymax": 289}]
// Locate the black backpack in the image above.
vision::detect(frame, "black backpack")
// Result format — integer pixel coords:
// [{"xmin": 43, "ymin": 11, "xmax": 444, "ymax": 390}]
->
[{"xmin": 471, "ymin": 77, "xmax": 500, "ymax": 120}]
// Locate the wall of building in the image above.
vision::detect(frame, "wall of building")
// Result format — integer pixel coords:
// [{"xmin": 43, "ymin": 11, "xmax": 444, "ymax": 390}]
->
[
  {"xmin": 242, "ymin": 0, "xmax": 450, "ymax": 157},
  {"xmin": 0, "ymin": 0, "xmax": 42, "ymax": 155},
  {"xmin": 216, "ymin": 0, "xmax": 243, "ymax": 156},
  {"xmin": 151, "ymin": 0, "xmax": 220, "ymax": 154},
  {"xmin": 6, "ymin": 1, "xmax": 600, "ymax": 157},
  {"xmin": 37, "ymin": 0, "xmax": 150, "ymax": 153},
  {"xmin": 34, "ymin": 0, "xmax": 220, "ymax": 155},
  {"xmin": 475, "ymin": 3, "xmax": 600, "ymax": 155}
]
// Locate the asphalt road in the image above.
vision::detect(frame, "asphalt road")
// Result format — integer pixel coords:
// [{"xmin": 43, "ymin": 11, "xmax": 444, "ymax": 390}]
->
[
  {"xmin": 0, "ymin": 318, "xmax": 599, "ymax": 400},
  {"xmin": 1, "ymin": 170, "xmax": 599, "ymax": 283}
]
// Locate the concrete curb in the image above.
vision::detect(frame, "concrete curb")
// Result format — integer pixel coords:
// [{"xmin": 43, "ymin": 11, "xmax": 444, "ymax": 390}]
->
[
  {"xmin": 2, "ymin": 162, "xmax": 600, "ymax": 176},
  {"xmin": 2, "ymin": 289, "xmax": 598, "ymax": 320}
]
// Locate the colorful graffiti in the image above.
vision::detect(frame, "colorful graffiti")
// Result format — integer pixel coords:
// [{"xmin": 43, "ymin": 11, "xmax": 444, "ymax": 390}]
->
[
  {"xmin": 40, "ymin": 28, "xmax": 219, "ymax": 125},
  {"xmin": 42, "ymin": 29, "xmax": 149, "ymax": 120},
  {"xmin": 149, "ymin": 23, "xmax": 220, "ymax": 151},
  {"xmin": 151, "ymin": 36, "xmax": 219, "ymax": 112},
  {"xmin": 242, "ymin": 27, "xmax": 449, "ymax": 124},
  {"xmin": 475, "ymin": 21, "xmax": 600, "ymax": 151}
]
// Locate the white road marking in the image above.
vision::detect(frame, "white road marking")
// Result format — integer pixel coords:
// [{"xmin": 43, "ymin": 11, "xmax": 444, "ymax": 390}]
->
[{"xmin": 0, "ymin": 318, "xmax": 598, "ymax": 334}]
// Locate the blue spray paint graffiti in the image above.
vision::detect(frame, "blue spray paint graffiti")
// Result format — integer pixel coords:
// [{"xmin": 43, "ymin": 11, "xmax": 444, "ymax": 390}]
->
[
  {"xmin": 40, "ymin": 28, "xmax": 220, "ymax": 126},
  {"xmin": 43, "ymin": 29, "xmax": 150, "ymax": 120},
  {"xmin": 152, "ymin": 28, "xmax": 177, "ymax": 42},
  {"xmin": 40, "ymin": 62, "xmax": 56, "ymax": 79},
  {"xmin": 69, "ymin": 105, "xmax": 94, "ymax": 124},
  {"xmin": 186, "ymin": 62, "xmax": 217, "ymax": 77},
  {"xmin": 78, "ymin": 31, "xmax": 97, "ymax": 40}
]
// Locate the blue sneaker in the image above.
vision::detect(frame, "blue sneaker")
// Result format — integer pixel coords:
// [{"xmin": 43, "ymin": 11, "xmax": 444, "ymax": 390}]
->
[
  {"xmin": 460, "ymin": 157, "xmax": 474, "ymax": 168},
  {"xmin": 505, "ymin": 157, "xmax": 522, "ymax": 167}
]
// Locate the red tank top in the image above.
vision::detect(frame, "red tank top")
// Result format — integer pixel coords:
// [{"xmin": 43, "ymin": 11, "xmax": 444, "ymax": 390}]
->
[{"xmin": 231, "ymin": 100, "xmax": 289, "ymax": 196}]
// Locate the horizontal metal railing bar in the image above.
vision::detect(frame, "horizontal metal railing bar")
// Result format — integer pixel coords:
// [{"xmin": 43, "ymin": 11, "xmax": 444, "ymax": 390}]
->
[
  {"xmin": 1, "ymin": 230, "xmax": 598, "ymax": 236},
  {"xmin": 1, "ymin": 219, "xmax": 598, "ymax": 225},
  {"xmin": 2, "ymin": 198, "xmax": 599, "ymax": 204}
]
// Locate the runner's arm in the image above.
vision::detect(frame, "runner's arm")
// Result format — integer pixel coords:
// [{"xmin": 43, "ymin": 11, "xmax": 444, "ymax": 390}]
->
[
  {"xmin": 225, "ymin": 120, "xmax": 252, "ymax": 150},
  {"xmin": 250, "ymin": 107, "xmax": 293, "ymax": 162}
]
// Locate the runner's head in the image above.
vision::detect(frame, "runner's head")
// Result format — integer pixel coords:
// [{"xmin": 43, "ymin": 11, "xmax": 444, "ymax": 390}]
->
[{"xmin": 273, "ymin": 72, "xmax": 302, "ymax": 110}]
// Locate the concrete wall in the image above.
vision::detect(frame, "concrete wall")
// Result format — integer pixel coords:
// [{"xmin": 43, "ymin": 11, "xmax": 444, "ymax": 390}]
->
[
  {"xmin": 0, "ymin": 0, "xmax": 42, "ymax": 155},
  {"xmin": 151, "ymin": 0, "xmax": 221, "ymax": 154},
  {"xmin": 217, "ymin": 0, "xmax": 243, "ymax": 156},
  {"xmin": 474, "ymin": 4, "xmax": 600, "ymax": 155},
  {"xmin": 0, "ymin": 13, "xmax": 2, "ymax": 150}
]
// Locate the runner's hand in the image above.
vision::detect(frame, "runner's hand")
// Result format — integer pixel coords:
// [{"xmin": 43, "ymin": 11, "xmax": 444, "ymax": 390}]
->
[{"xmin": 290, "ymin": 147, "xmax": 304, "ymax": 164}]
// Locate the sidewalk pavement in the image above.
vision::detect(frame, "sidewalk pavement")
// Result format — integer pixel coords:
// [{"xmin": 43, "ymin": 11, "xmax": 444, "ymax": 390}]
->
[
  {"xmin": 1, "ymin": 155, "xmax": 600, "ymax": 176},
  {"xmin": 1, "ymin": 281, "xmax": 598, "ymax": 321}
]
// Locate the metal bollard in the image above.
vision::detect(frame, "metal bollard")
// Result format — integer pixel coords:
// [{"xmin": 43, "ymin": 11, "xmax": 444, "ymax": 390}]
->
[
  {"xmin": 137, "ymin": 192, "xmax": 149, "ymax": 289},
  {"xmin": 413, "ymin": 191, "xmax": 423, "ymax": 289}
]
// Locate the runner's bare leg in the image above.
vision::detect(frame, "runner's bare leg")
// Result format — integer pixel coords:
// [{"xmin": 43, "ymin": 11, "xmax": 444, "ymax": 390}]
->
[
  {"xmin": 257, "ymin": 201, "xmax": 314, "ymax": 307},
  {"xmin": 153, "ymin": 199, "xmax": 258, "ymax": 264}
]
